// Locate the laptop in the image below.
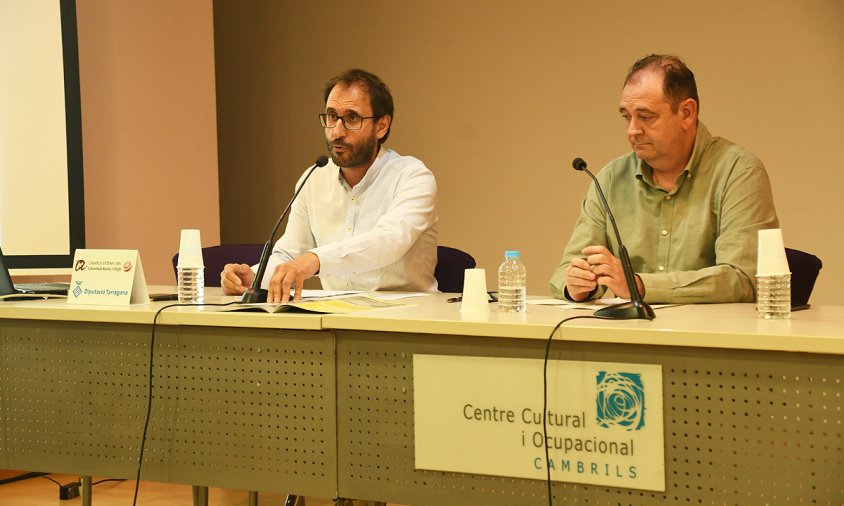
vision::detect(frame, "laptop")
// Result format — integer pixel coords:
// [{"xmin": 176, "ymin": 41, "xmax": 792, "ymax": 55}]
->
[{"xmin": 0, "ymin": 246, "xmax": 70, "ymax": 299}]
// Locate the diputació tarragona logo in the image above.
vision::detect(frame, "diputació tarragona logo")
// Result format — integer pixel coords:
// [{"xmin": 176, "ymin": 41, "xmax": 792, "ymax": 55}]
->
[{"xmin": 596, "ymin": 372, "xmax": 645, "ymax": 431}]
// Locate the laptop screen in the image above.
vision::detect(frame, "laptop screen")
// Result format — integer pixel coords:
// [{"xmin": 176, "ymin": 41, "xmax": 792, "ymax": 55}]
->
[{"xmin": 0, "ymin": 247, "xmax": 18, "ymax": 296}]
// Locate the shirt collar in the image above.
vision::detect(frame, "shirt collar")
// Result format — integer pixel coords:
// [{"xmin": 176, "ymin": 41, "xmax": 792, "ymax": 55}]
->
[
  {"xmin": 336, "ymin": 146, "xmax": 388, "ymax": 192},
  {"xmin": 682, "ymin": 121, "xmax": 713, "ymax": 176},
  {"xmin": 635, "ymin": 121, "xmax": 713, "ymax": 186}
]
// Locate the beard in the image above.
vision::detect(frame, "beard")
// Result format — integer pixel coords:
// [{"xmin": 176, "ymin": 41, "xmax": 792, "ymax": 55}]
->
[{"xmin": 326, "ymin": 132, "xmax": 379, "ymax": 169}]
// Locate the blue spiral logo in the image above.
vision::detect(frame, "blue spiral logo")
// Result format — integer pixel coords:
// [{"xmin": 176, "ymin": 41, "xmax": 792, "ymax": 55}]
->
[{"xmin": 595, "ymin": 371, "xmax": 646, "ymax": 430}]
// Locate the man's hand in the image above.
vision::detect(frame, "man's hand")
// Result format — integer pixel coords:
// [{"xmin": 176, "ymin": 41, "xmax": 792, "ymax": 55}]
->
[
  {"xmin": 567, "ymin": 245, "xmax": 644, "ymax": 300},
  {"xmin": 221, "ymin": 263, "xmax": 255, "ymax": 295},
  {"xmin": 267, "ymin": 252, "xmax": 321, "ymax": 304},
  {"xmin": 565, "ymin": 254, "xmax": 599, "ymax": 301}
]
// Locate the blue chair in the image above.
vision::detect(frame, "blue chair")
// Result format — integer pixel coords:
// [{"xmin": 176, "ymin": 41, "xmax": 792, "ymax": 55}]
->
[
  {"xmin": 435, "ymin": 245, "xmax": 476, "ymax": 293},
  {"xmin": 172, "ymin": 243, "xmax": 264, "ymax": 287}
]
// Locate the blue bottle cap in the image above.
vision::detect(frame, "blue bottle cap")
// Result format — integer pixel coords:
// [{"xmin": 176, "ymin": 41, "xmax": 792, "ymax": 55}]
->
[{"xmin": 505, "ymin": 250, "xmax": 520, "ymax": 259}]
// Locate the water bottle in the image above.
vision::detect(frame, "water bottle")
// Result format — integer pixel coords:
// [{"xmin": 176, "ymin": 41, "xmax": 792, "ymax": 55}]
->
[
  {"xmin": 756, "ymin": 273, "xmax": 790, "ymax": 319},
  {"xmin": 177, "ymin": 266, "xmax": 205, "ymax": 304},
  {"xmin": 498, "ymin": 250, "xmax": 526, "ymax": 312}
]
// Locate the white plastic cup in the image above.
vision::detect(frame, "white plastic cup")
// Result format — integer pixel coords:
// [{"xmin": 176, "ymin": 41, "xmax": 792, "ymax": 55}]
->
[
  {"xmin": 757, "ymin": 228, "xmax": 789, "ymax": 276},
  {"xmin": 177, "ymin": 229, "xmax": 204, "ymax": 268},
  {"xmin": 177, "ymin": 229, "xmax": 204, "ymax": 304},
  {"xmin": 460, "ymin": 268, "xmax": 490, "ymax": 313},
  {"xmin": 756, "ymin": 228, "xmax": 790, "ymax": 319}
]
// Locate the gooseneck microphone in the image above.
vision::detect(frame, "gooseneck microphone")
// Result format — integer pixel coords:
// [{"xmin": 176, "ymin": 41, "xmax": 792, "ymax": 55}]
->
[
  {"xmin": 241, "ymin": 155, "xmax": 330, "ymax": 303},
  {"xmin": 571, "ymin": 157, "xmax": 655, "ymax": 320}
]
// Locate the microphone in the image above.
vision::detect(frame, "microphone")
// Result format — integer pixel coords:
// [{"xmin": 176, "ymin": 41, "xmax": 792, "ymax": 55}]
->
[
  {"xmin": 571, "ymin": 157, "xmax": 655, "ymax": 320},
  {"xmin": 241, "ymin": 155, "xmax": 330, "ymax": 303}
]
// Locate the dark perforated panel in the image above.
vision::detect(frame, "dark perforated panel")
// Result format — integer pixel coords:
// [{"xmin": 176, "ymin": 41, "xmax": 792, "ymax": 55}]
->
[
  {"xmin": 335, "ymin": 331, "xmax": 844, "ymax": 505},
  {"xmin": 0, "ymin": 319, "xmax": 335, "ymax": 496}
]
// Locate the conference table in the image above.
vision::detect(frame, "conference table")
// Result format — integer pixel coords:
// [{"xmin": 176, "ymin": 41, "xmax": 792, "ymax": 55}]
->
[{"xmin": 1, "ymin": 290, "xmax": 842, "ymax": 505}]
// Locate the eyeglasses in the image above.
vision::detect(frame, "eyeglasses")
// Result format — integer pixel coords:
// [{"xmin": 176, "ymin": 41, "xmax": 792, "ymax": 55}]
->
[{"xmin": 318, "ymin": 112, "xmax": 375, "ymax": 130}]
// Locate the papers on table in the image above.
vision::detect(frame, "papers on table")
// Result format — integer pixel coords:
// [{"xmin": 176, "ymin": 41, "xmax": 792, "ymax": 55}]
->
[
  {"xmin": 241, "ymin": 295, "xmax": 408, "ymax": 314},
  {"xmin": 369, "ymin": 292, "xmax": 432, "ymax": 301},
  {"xmin": 526, "ymin": 298, "xmax": 601, "ymax": 310},
  {"xmin": 228, "ymin": 290, "xmax": 431, "ymax": 314},
  {"xmin": 527, "ymin": 297, "xmax": 672, "ymax": 310},
  {"xmin": 299, "ymin": 289, "xmax": 362, "ymax": 299},
  {"xmin": 298, "ymin": 290, "xmax": 430, "ymax": 301}
]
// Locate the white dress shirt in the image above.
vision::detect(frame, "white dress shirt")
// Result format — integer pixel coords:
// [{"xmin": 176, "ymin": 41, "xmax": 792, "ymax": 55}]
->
[{"xmin": 262, "ymin": 148, "xmax": 438, "ymax": 292}]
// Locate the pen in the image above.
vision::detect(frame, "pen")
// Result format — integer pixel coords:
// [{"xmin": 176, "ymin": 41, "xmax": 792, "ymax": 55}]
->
[{"xmin": 447, "ymin": 292, "xmax": 499, "ymax": 303}]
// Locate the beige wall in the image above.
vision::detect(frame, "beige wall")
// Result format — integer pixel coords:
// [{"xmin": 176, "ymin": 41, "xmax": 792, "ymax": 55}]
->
[
  {"xmin": 215, "ymin": 0, "xmax": 843, "ymax": 305},
  {"xmin": 76, "ymin": 0, "xmax": 220, "ymax": 285}
]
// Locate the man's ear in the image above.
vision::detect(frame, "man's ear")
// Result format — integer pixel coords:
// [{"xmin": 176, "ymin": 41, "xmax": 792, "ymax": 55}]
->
[
  {"xmin": 679, "ymin": 98, "xmax": 698, "ymax": 128},
  {"xmin": 375, "ymin": 115, "xmax": 391, "ymax": 141}
]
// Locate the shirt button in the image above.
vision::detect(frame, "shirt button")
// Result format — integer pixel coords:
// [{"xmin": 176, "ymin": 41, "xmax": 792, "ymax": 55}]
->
[
  {"xmin": 658, "ymin": 265, "xmax": 665, "ymax": 271},
  {"xmin": 665, "ymin": 195, "xmax": 672, "ymax": 200},
  {"xmin": 661, "ymin": 229, "xmax": 668, "ymax": 236}
]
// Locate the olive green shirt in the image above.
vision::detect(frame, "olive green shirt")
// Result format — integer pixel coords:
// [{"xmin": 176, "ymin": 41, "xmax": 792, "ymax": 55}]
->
[{"xmin": 549, "ymin": 122, "xmax": 779, "ymax": 303}]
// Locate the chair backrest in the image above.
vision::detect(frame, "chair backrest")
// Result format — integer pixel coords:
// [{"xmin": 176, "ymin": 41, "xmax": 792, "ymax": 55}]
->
[
  {"xmin": 785, "ymin": 248, "xmax": 822, "ymax": 308},
  {"xmin": 172, "ymin": 244, "xmax": 264, "ymax": 287},
  {"xmin": 435, "ymin": 246, "xmax": 476, "ymax": 293}
]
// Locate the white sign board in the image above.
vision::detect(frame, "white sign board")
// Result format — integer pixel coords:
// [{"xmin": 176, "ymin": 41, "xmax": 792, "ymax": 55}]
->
[
  {"xmin": 413, "ymin": 355, "xmax": 664, "ymax": 491},
  {"xmin": 68, "ymin": 249, "xmax": 149, "ymax": 305}
]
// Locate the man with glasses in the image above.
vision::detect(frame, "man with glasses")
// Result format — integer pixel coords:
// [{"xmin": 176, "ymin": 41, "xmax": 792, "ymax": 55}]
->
[
  {"xmin": 550, "ymin": 54, "xmax": 778, "ymax": 304},
  {"xmin": 222, "ymin": 69, "xmax": 438, "ymax": 303}
]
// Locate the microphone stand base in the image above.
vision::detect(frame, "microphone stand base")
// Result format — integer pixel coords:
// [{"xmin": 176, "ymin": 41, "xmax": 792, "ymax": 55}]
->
[
  {"xmin": 241, "ymin": 288, "xmax": 268, "ymax": 304},
  {"xmin": 594, "ymin": 301, "xmax": 655, "ymax": 320}
]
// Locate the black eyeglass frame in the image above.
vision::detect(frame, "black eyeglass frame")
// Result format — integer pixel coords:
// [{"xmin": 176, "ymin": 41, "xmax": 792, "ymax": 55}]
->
[{"xmin": 318, "ymin": 112, "xmax": 376, "ymax": 130}]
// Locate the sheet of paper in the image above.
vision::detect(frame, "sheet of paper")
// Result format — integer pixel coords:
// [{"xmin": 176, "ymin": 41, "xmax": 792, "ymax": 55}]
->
[
  {"xmin": 370, "ymin": 292, "xmax": 432, "ymax": 301},
  {"xmin": 298, "ymin": 290, "xmax": 430, "ymax": 301},
  {"xmin": 526, "ymin": 299, "xmax": 595, "ymax": 310},
  {"xmin": 527, "ymin": 297, "xmax": 673, "ymax": 310},
  {"xmin": 298, "ymin": 289, "xmax": 363, "ymax": 299}
]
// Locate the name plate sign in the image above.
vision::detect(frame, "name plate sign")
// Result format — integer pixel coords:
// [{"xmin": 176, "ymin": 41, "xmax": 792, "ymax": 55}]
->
[
  {"xmin": 68, "ymin": 249, "xmax": 149, "ymax": 305},
  {"xmin": 413, "ymin": 355, "xmax": 664, "ymax": 491}
]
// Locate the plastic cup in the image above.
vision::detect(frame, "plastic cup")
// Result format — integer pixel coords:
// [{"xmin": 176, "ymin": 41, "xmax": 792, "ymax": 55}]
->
[
  {"xmin": 757, "ymin": 229, "xmax": 789, "ymax": 276},
  {"xmin": 756, "ymin": 228, "xmax": 791, "ymax": 319},
  {"xmin": 177, "ymin": 229, "xmax": 204, "ymax": 268},
  {"xmin": 460, "ymin": 268, "xmax": 490, "ymax": 313}
]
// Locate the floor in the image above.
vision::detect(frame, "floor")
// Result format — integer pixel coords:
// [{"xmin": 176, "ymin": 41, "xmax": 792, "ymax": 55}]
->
[{"xmin": 0, "ymin": 473, "xmax": 340, "ymax": 506}]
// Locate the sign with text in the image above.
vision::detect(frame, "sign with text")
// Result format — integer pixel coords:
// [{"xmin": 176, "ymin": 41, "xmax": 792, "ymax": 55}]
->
[
  {"xmin": 68, "ymin": 249, "xmax": 149, "ymax": 305},
  {"xmin": 413, "ymin": 355, "xmax": 664, "ymax": 491}
]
